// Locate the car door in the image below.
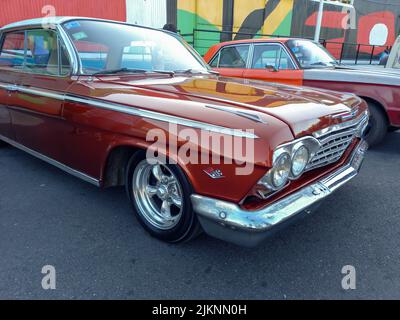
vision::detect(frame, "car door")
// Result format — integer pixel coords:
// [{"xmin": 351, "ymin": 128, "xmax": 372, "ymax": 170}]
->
[
  {"xmin": 0, "ymin": 30, "xmax": 26, "ymax": 140},
  {"xmin": 242, "ymin": 43, "xmax": 304, "ymax": 86},
  {"xmin": 209, "ymin": 44, "xmax": 250, "ymax": 78},
  {"xmin": 7, "ymin": 28, "xmax": 73, "ymax": 161}
]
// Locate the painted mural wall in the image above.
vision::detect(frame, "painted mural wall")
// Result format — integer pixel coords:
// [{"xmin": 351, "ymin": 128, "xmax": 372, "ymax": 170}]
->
[
  {"xmin": 0, "ymin": 0, "xmax": 398, "ymax": 59},
  {"xmin": 177, "ymin": 0, "xmax": 400, "ymax": 56}
]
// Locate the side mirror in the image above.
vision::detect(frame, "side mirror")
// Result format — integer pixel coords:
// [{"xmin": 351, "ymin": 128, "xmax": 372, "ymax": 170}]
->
[{"xmin": 265, "ymin": 65, "xmax": 278, "ymax": 72}]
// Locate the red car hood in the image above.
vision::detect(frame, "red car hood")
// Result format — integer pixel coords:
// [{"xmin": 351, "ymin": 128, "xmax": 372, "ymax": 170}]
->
[{"xmin": 98, "ymin": 74, "xmax": 366, "ymax": 138}]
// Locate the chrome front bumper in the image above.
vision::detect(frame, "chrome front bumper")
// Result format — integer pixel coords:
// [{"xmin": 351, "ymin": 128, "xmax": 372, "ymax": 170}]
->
[{"xmin": 191, "ymin": 140, "xmax": 368, "ymax": 247}]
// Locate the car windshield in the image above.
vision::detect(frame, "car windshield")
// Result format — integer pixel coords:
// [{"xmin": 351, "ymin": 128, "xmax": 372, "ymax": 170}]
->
[
  {"xmin": 62, "ymin": 19, "xmax": 209, "ymax": 75},
  {"xmin": 286, "ymin": 39, "xmax": 338, "ymax": 69}
]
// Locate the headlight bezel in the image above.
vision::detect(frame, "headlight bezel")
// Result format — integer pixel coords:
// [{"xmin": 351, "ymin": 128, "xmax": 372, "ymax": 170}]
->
[{"xmin": 257, "ymin": 137, "xmax": 320, "ymax": 197}]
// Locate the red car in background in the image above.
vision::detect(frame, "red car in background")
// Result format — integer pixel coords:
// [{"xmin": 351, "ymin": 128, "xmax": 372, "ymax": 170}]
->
[{"xmin": 204, "ymin": 38, "xmax": 400, "ymax": 146}]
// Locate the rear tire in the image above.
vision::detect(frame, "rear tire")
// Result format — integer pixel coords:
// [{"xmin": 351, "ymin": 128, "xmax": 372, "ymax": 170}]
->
[
  {"xmin": 365, "ymin": 102, "xmax": 388, "ymax": 147},
  {"xmin": 125, "ymin": 151, "xmax": 202, "ymax": 243}
]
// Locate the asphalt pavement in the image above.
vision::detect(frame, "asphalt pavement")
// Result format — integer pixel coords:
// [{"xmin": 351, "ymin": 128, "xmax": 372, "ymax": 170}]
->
[{"xmin": 0, "ymin": 131, "xmax": 399, "ymax": 299}]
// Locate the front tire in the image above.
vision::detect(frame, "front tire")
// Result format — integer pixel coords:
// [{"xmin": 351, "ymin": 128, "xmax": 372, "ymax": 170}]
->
[
  {"xmin": 125, "ymin": 151, "xmax": 202, "ymax": 243},
  {"xmin": 365, "ymin": 102, "xmax": 388, "ymax": 147}
]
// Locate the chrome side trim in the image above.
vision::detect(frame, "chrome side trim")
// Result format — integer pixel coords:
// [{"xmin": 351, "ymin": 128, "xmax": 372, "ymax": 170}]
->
[
  {"xmin": 1, "ymin": 84, "xmax": 258, "ymax": 139},
  {"xmin": 191, "ymin": 139, "xmax": 368, "ymax": 247},
  {"xmin": 0, "ymin": 134, "xmax": 100, "ymax": 186},
  {"xmin": 16, "ymin": 85, "xmax": 67, "ymax": 101},
  {"xmin": 205, "ymin": 104, "xmax": 266, "ymax": 123},
  {"xmin": 66, "ymin": 95, "xmax": 258, "ymax": 138},
  {"xmin": 56, "ymin": 24, "xmax": 79, "ymax": 75},
  {"xmin": 313, "ymin": 111, "xmax": 369, "ymax": 139}
]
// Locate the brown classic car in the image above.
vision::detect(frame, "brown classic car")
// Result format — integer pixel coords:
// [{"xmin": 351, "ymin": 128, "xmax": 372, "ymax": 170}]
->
[{"xmin": 0, "ymin": 17, "xmax": 368, "ymax": 247}]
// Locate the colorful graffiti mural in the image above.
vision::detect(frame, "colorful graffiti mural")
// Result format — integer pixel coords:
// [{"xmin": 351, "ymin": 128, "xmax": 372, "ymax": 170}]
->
[
  {"xmin": 176, "ymin": 0, "xmax": 400, "ymax": 57},
  {"xmin": 0, "ymin": 0, "xmax": 398, "ymax": 59}
]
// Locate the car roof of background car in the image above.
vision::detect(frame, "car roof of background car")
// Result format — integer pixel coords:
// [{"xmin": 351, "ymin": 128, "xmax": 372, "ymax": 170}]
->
[{"xmin": 216, "ymin": 38, "xmax": 291, "ymax": 47}]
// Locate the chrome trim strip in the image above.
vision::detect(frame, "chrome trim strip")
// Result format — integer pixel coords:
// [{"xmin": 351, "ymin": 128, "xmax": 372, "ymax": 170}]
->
[
  {"xmin": 0, "ymin": 134, "xmax": 100, "ymax": 186},
  {"xmin": 2, "ymin": 84, "xmax": 258, "ymax": 139},
  {"xmin": 205, "ymin": 104, "xmax": 266, "ymax": 123},
  {"xmin": 191, "ymin": 140, "xmax": 367, "ymax": 246},
  {"xmin": 17, "ymin": 85, "xmax": 66, "ymax": 101},
  {"xmin": 66, "ymin": 94, "xmax": 258, "ymax": 138},
  {"xmin": 313, "ymin": 111, "xmax": 369, "ymax": 139},
  {"xmin": 56, "ymin": 24, "xmax": 79, "ymax": 75}
]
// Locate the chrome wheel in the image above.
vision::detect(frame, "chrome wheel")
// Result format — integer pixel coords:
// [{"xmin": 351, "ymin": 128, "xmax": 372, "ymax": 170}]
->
[{"xmin": 132, "ymin": 160, "xmax": 184, "ymax": 230}]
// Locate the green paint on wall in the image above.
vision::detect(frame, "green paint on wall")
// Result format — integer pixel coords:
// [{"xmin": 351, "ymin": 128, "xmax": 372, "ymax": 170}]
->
[
  {"xmin": 272, "ymin": 11, "xmax": 293, "ymax": 36},
  {"xmin": 177, "ymin": 9, "xmax": 195, "ymax": 34},
  {"xmin": 177, "ymin": 9, "xmax": 221, "ymax": 56}
]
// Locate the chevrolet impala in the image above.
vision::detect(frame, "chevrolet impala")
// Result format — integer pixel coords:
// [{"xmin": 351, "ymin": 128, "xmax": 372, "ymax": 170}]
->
[{"xmin": 0, "ymin": 18, "xmax": 368, "ymax": 246}]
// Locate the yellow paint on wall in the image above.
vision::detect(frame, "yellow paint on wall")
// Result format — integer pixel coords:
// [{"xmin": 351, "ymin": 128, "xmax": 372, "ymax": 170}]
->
[
  {"xmin": 197, "ymin": 0, "xmax": 223, "ymax": 29},
  {"xmin": 233, "ymin": 0, "xmax": 266, "ymax": 32},
  {"xmin": 178, "ymin": 0, "xmax": 223, "ymax": 29},
  {"xmin": 177, "ymin": 0, "xmax": 196, "ymax": 13},
  {"xmin": 261, "ymin": 0, "xmax": 294, "ymax": 35}
]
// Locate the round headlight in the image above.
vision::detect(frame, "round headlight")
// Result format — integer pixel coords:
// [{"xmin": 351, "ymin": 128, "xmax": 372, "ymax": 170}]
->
[
  {"xmin": 291, "ymin": 145, "xmax": 309, "ymax": 178},
  {"xmin": 271, "ymin": 152, "xmax": 291, "ymax": 189}
]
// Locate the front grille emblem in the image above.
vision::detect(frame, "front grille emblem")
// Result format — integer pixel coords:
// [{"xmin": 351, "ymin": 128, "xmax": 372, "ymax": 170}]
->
[{"xmin": 332, "ymin": 107, "xmax": 359, "ymax": 121}]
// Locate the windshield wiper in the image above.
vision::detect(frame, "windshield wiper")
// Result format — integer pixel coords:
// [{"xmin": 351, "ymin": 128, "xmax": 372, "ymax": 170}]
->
[
  {"xmin": 151, "ymin": 70, "xmax": 175, "ymax": 76},
  {"xmin": 92, "ymin": 68, "xmax": 147, "ymax": 76},
  {"xmin": 92, "ymin": 68, "xmax": 175, "ymax": 76}
]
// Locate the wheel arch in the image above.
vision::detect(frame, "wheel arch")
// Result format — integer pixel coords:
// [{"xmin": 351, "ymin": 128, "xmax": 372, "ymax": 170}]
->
[
  {"xmin": 102, "ymin": 145, "xmax": 143, "ymax": 188},
  {"xmin": 359, "ymin": 96, "xmax": 389, "ymax": 126},
  {"xmin": 102, "ymin": 143, "xmax": 196, "ymax": 189}
]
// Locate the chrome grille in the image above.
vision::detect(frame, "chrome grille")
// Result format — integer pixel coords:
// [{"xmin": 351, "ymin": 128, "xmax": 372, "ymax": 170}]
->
[{"xmin": 306, "ymin": 112, "xmax": 369, "ymax": 171}]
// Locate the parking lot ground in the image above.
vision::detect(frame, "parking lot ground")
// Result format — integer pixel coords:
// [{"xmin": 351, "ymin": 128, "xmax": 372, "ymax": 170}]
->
[{"xmin": 0, "ymin": 131, "xmax": 399, "ymax": 299}]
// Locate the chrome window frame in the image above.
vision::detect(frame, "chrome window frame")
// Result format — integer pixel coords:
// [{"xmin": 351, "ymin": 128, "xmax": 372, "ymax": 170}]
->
[{"xmin": 60, "ymin": 19, "xmax": 211, "ymax": 76}]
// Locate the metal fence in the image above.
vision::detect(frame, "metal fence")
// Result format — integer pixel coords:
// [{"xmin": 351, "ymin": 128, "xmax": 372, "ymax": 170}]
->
[{"xmin": 181, "ymin": 28, "xmax": 391, "ymax": 65}]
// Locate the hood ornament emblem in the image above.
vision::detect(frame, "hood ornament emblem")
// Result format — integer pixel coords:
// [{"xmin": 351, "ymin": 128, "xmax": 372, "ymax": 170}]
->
[{"xmin": 332, "ymin": 107, "xmax": 359, "ymax": 121}]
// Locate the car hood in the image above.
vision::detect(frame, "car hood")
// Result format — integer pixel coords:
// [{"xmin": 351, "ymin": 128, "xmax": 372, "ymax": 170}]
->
[
  {"xmin": 97, "ymin": 74, "xmax": 365, "ymax": 138},
  {"xmin": 304, "ymin": 66, "xmax": 400, "ymax": 86}
]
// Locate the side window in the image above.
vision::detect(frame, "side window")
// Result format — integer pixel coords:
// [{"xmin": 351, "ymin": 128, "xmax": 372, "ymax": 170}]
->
[
  {"xmin": 252, "ymin": 45, "xmax": 295, "ymax": 70},
  {"xmin": 25, "ymin": 29, "xmax": 71, "ymax": 76},
  {"xmin": 0, "ymin": 31, "xmax": 25, "ymax": 68},
  {"xmin": 26, "ymin": 29, "xmax": 58, "ymax": 74},
  {"xmin": 0, "ymin": 29, "xmax": 71, "ymax": 75},
  {"xmin": 218, "ymin": 45, "xmax": 250, "ymax": 68}
]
